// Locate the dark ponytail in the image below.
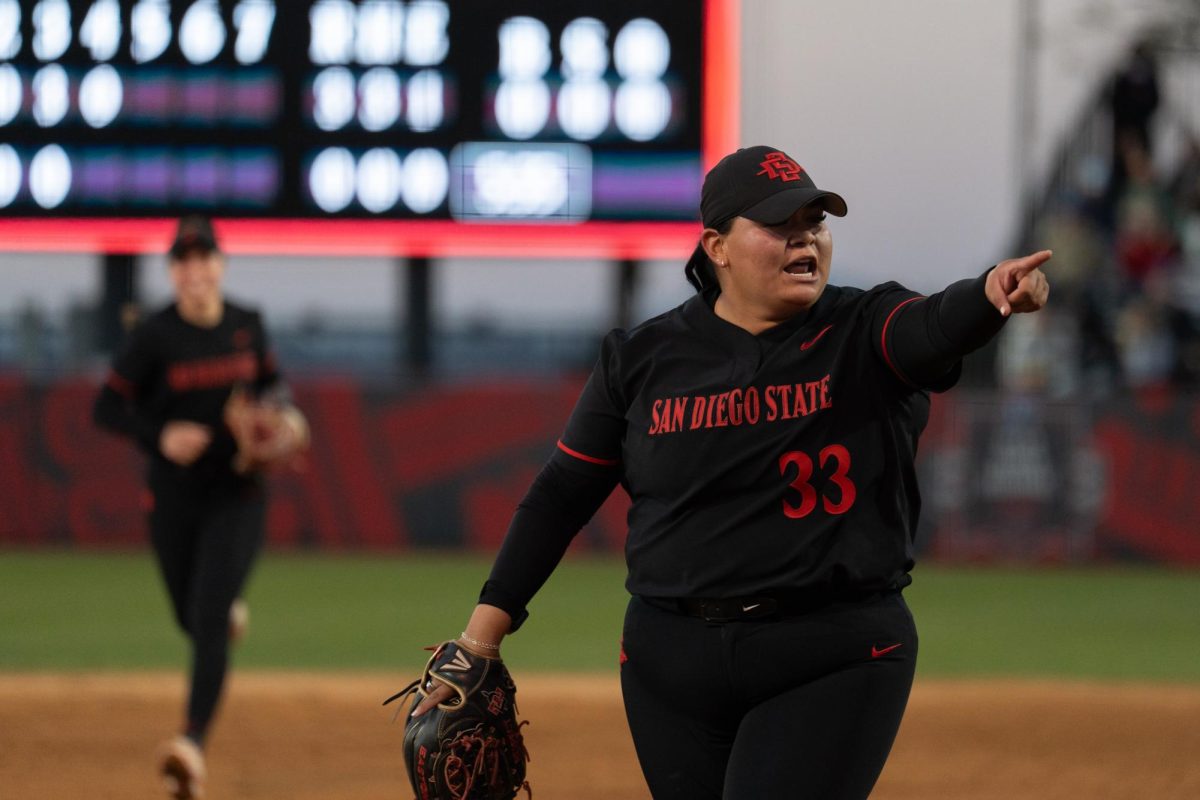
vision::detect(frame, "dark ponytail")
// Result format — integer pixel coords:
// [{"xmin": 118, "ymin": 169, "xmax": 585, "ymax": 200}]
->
[
  {"xmin": 683, "ymin": 243, "xmax": 716, "ymax": 292},
  {"xmin": 682, "ymin": 219, "xmax": 733, "ymax": 293}
]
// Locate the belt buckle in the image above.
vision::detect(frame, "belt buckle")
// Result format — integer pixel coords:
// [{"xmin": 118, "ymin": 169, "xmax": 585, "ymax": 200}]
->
[{"xmin": 697, "ymin": 600, "xmax": 733, "ymax": 622}]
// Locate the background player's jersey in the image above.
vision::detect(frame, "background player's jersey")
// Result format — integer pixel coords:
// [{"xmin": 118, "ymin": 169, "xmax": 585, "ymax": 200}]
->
[
  {"xmin": 553, "ymin": 282, "xmax": 958, "ymax": 600},
  {"xmin": 94, "ymin": 300, "xmax": 280, "ymax": 482}
]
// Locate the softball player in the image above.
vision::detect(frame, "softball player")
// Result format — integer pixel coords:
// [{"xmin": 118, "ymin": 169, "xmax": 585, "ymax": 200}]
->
[
  {"xmin": 93, "ymin": 216, "xmax": 306, "ymax": 800},
  {"xmin": 415, "ymin": 146, "xmax": 1051, "ymax": 799}
]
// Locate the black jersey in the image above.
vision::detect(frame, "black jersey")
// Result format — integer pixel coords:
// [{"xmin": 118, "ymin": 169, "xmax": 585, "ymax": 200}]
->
[
  {"xmin": 480, "ymin": 274, "xmax": 1006, "ymax": 621},
  {"xmin": 94, "ymin": 300, "xmax": 280, "ymax": 482}
]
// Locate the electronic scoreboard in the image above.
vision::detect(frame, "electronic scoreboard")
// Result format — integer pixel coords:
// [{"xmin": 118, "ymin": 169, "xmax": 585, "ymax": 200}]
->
[{"xmin": 0, "ymin": 0, "xmax": 738, "ymax": 255}]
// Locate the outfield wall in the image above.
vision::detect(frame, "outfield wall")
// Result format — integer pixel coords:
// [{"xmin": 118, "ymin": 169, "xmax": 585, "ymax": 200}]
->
[{"xmin": 1, "ymin": 374, "xmax": 1196, "ymax": 564}]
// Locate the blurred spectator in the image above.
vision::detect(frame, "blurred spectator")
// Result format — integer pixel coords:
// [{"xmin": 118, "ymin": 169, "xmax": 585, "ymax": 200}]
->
[
  {"xmin": 1172, "ymin": 171, "xmax": 1200, "ymax": 315},
  {"xmin": 1106, "ymin": 39, "xmax": 1161, "ymax": 209},
  {"xmin": 1037, "ymin": 202, "xmax": 1099, "ymax": 301},
  {"xmin": 1072, "ymin": 152, "xmax": 1117, "ymax": 231},
  {"xmin": 1027, "ymin": 201, "xmax": 1122, "ymax": 396},
  {"xmin": 1113, "ymin": 140, "xmax": 1178, "ymax": 288},
  {"xmin": 1166, "ymin": 175, "xmax": 1200, "ymax": 385},
  {"xmin": 996, "ymin": 309, "xmax": 1081, "ymax": 397},
  {"xmin": 1166, "ymin": 301, "xmax": 1200, "ymax": 387},
  {"xmin": 17, "ymin": 302, "xmax": 47, "ymax": 371},
  {"xmin": 1114, "ymin": 289, "xmax": 1175, "ymax": 388}
]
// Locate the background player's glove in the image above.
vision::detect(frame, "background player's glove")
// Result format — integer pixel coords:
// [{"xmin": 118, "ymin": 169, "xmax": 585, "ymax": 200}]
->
[
  {"xmin": 384, "ymin": 641, "xmax": 531, "ymax": 800},
  {"xmin": 223, "ymin": 387, "xmax": 310, "ymax": 474}
]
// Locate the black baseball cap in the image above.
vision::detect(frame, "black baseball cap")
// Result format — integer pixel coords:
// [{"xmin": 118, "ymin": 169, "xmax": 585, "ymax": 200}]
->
[
  {"xmin": 168, "ymin": 215, "xmax": 220, "ymax": 259},
  {"xmin": 701, "ymin": 145, "xmax": 847, "ymax": 228},
  {"xmin": 685, "ymin": 146, "xmax": 848, "ymax": 291}
]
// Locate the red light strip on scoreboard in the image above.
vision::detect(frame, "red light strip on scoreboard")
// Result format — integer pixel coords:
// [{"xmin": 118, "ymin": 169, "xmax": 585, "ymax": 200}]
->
[
  {"xmin": 0, "ymin": 218, "xmax": 703, "ymax": 258},
  {"xmin": 0, "ymin": 0, "xmax": 740, "ymax": 259}
]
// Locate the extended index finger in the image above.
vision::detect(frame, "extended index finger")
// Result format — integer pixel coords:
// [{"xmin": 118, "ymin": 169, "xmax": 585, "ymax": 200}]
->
[{"xmin": 1010, "ymin": 249, "xmax": 1053, "ymax": 278}]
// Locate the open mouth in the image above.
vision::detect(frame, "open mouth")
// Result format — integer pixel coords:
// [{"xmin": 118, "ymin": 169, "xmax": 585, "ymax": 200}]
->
[{"xmin": 784, "ymin": 257, "xmax": 816, "ymax": 277}]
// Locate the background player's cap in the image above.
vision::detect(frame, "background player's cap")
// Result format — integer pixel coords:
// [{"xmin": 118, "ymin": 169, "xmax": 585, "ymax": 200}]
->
[
  {"xmin": 168, "ymin": 215, "xmax": 221, "ymax": 259},
  {"xmin": 700, "ymin": 145, "xmax": 848, "ymax": 229}
]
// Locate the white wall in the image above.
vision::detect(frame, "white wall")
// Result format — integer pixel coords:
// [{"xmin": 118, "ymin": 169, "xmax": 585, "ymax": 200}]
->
[{"xmin": 742, "ymin": 1, "xmax": 1021, "ymax": 293}]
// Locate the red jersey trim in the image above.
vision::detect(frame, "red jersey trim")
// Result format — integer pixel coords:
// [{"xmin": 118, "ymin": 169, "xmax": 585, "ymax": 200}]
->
[
  {"xmin": 880, "ymin": 296, "xmax": 925, "ymax": 388},
  {"xmin": 557, "ymin": 440, "xmax": 619, "ymax": 467},
  {"xmin": 106, "ymin": 371, "xmax": 135, "ymax": 398}
]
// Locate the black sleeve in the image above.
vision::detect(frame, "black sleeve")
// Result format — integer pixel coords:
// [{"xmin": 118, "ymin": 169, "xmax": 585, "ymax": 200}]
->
[
  {"xmin": 477, "ymin": 332, "xmax": 628, "ymax": 630},
  {"xmin": 478, "ymin": 459, "xmax": 620, "ymax": 631},
  {"xmin": 92, "ymin": 326, "xmax": 164, "ymax": 453},
  {"xmin": 554, "ymin": 330, "xmax": 628, "ymax": 466},
  {"xmin": 875, "ymin": 271, "xmax": 1006, "ymax": 390},
  {"xmin": 252, "ymin": 311, "xmax": 285, "ymax": 398}
]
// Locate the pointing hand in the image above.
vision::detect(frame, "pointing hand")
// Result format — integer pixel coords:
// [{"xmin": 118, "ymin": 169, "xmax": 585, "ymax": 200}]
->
[{"xmin": 986, "ymin": 250, "xmax": 1051, "ymax": 317}]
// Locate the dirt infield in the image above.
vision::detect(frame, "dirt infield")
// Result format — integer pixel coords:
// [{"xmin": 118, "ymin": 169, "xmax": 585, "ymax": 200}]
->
[{"xmin": 2, "ymin": 672, "xmax": 1198, "ymax": 799}]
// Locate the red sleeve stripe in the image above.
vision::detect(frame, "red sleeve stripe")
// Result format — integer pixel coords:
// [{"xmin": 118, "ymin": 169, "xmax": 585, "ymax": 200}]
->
[
  {"xmin": 556, "ymin": 440, "xmax": 619, "ymax": 466},
  {"xmin": 106, "ymin": 371, "xmax": 135, "ymax": 398},
  {"xmin": 880, "ymin": 296, "xmax": 925, "ymax": 388}
]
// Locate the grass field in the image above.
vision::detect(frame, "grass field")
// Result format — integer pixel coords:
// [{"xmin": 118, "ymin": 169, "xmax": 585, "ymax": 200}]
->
[{"xmin": 2, "ymin": 550, "xmax": 1198, "ymax": 681}]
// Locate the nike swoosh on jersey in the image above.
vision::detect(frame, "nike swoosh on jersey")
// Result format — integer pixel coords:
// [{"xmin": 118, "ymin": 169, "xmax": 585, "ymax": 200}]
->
[{"xmin": 800, "ymin": 324, "xmax": 835, "ymax": 351}]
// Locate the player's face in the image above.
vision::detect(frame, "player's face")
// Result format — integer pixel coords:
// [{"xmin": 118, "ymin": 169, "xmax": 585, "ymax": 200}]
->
[
  {"xmin": 169, "ymin": 250, "xmax": 226, "ymax": 318},
  {"xmin": 720, "ymin": 205, "xmax": 833, "ymax": 315}
]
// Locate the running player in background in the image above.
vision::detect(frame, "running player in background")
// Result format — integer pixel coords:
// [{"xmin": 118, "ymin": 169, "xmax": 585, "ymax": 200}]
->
[
  {"xmin": 410, "ymin": 145, "xmax": 1050, "ymax": 799},
  {"xmin": 93, "ymin": 216, "xmax": 308, "ymax": 800}
]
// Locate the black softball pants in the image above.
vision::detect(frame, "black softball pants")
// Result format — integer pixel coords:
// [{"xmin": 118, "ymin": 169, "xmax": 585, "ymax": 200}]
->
[
  {"xmin": 620, "ymin": 592, "xmax": 918, "ymax": 800},
  {"xmin": 148, "ymin": 472, "xmax": 266, "ymax": 746}
]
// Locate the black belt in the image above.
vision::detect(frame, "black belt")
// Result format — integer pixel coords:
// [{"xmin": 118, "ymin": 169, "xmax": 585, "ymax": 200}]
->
[{"xmin": 642, "ymin": 589, "xmax": 888, "ymax": 623}]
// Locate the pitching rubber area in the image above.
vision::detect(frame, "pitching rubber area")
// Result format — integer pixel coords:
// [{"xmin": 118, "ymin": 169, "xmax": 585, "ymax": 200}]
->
[{"xmin": 2, "ymin": 672, "xmax": 1198, "ymax": 799}]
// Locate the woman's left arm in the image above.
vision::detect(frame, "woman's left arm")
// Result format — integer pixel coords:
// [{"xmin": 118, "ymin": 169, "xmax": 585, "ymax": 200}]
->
[{"xmin": 884, "ymin": 250, "xmax": 1051, "ymax": 387}]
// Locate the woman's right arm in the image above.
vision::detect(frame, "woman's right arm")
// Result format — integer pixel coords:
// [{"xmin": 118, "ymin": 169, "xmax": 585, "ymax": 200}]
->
[
  {"xmin": 413, "ymin": 333, "xmax": 629, "ymax": 716},
  {"xmin": 412, "ymin": 460, "xmax": 619, "ymax": 716},
  {"xmin": 92, "ymin": 328, "xmax": 213, "ymax": 464},
  {"xmin": 93, "ymin": 370, "xmax": 163, "ymax": 453}
]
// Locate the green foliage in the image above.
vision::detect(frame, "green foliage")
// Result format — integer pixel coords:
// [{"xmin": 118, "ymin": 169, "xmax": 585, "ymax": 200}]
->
[{"xmin": 1, "ymin": 551, "xmax": 1198, "ymax": 681}]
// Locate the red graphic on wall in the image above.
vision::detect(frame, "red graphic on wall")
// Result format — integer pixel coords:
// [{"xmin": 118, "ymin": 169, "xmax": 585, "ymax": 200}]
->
[
  {"xmin": 0, "ymin": 375, "xmax": 629, "ymax": 553},
  {"xmin": 2, "ymin": 375, "xmax": 1198, "ymax": 565}
]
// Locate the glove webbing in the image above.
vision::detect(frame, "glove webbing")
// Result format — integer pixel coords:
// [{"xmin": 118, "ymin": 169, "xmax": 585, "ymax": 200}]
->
[{"xmin": 442, "ymin": 722, "xmax": 532, "ymax": 800}]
